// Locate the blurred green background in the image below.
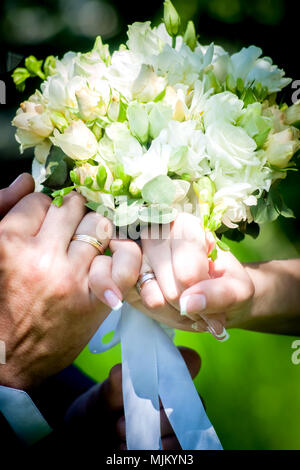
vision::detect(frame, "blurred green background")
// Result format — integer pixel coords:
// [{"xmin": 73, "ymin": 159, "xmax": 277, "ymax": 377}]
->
[{"xmin": 0, "ymin": 0, "xmax": 299, "ymax": 450}]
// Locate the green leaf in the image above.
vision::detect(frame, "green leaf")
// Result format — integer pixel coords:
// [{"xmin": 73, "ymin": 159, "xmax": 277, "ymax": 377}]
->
[
  {"xmin": 43, "ymin": 147, "xmax": 69, "ymax": 189},
  {"xmin": 251, "ymin": 187, "xmax": 293, "ymax": 224},
  {"xmin": 243, "ymin": 222, "xmax": 260, "ymax": 239},
  {"xmin": 113, "ymin": 203, "xmax": 140, "ymax": 227},
  {"xmin": 141, "ymin": 175, "xmax": 176, "ymax": 205}
]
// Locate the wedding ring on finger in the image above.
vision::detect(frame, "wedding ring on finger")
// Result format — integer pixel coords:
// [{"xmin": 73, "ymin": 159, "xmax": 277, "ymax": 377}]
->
[
  {"xmin": 71, "ymin": 234, "xmax": 105, "ymax": 255},
  {"xmin": 136, "ymin": 272, "xmax": 156, "ymax": 295}
]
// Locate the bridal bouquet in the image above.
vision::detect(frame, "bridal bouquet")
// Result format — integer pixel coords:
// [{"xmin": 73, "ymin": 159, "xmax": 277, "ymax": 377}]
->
[{"xmin": 11, "ymin": 0, "xmax": 300, "ymax": 450}]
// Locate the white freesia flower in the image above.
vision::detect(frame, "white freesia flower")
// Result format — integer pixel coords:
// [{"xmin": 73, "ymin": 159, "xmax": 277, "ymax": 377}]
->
[
  {"xmin": 133, "ymin": 139, "xmax": 170, "ymax": 189},
  {"xmin": 154, "ymin": 42, "xmax": 214, "ymax": 86},
  {"xmin": 246, "ymin": 56, "xmax": 292, "ymax": 93},
  {"xmin": 221, "ymin": 45, "xmax": 291, "ymax": 93},
  {"xmin": 132, "ymin": 64, "xmax": 166, "ymax": 102},
  {"xmin": 99, "ymin": 122, "xmax": 144, "ymax": 175},
  {"xmin": 163, "ymin": 85, "xmax": 189, "ymax": 121},
  {"xmin": 32, "ymin": 158, "xmax": 47, "ymax": 192},
  {"xmin": 214, "ymin": 182, "xmax": 257, "ymax": 228},
  {"xmin": 127, "ymin": 22, "xmax": 171, "ymax": 62},
  {"xmin": 150, "ymin": 120, "xmax": 209, "ymax": 177},
  {"xmin": 15, "ymin": 129, "xmax": 45, "ymax": 152},
  {"xmin": 106, "ymin": 50, "xmax": 142, "ymax": 101},
  {"xmin": 50, "ymin": 120, "xmax": 98, "ymax": 160}
]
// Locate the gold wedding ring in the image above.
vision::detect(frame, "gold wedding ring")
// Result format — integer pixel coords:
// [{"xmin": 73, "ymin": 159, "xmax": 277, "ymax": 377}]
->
[
  {"xmin": 71, "ymin": 234, "xmax": 105, "ymax": 255},
  {"xmin": 136, "ymin": 272, "xmax": 156, "ymax": 294}
]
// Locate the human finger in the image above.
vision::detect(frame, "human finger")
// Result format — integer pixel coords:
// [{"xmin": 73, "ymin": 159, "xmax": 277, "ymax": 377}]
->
[
  {"xmin": 142, "ymin": 228, "xmax": 180, "ymax": 308},
  {"xmin": 109, "ymin": 238, "xmax": 142, "ymax": 296},
  {"xmin": 68, "ymin": 212, "xmax": 112, "ymax": 275},
  {"xmin": 171, "ymin": 213, "xmax": 209, "ymax": 291},
  {"xmin": 37, "ymin": 191, "xmax": 87, "ymax": 250},
  {"xmin": 138, "ymin": 254, "xmax": 166, "ymax": 311},
  {"xmin": 0, "ymin": 192, "xmax": 51, "ymax": 236},
  {"xmin": 0, "ymin": 173, "xmax": 35, "ymax": 217},
  {"xmin": 88, "ymin": 255, "xmax": 123, "ymax": 310}
]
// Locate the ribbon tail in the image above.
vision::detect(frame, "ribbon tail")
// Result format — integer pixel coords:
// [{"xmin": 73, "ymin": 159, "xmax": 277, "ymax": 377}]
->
[
  {"xmin": 120, "ymin": 304, "xmax": 161, "ymax": 450},
  {"xmin": 155, "ymin": 325, "xmax": 223, "ymax": 450}
]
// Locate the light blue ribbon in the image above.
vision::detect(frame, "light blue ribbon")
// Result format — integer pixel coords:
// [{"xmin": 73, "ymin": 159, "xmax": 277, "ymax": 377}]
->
[
  {"xmin": 89, "ymin": 302, "xmax": 223, "ymax": 450},
  {"xmin": 0, "ymin": 386, "xmax": 52, "ymax": 446}
]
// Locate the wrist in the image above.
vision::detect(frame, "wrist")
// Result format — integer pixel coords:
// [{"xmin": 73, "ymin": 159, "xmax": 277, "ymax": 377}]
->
[{"xmin": 236, "ymin": 259, "xmax": 300, "ymax": 333}]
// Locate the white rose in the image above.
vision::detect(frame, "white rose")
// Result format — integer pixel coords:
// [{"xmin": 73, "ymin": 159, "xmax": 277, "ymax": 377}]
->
[
  {"xmin": 74, "ymin": 161, "xmax": 114, "ymax": 209},
  {"xmin": 206, "ymin": 122, "xmax": 258, "ymax": 170},
  {"xmin": 203, "ymin": 91, "xmax": 244, "ymax": 128},
  {"xmin": 50, "ymin": 120, "xmax": 98, "ymax": 160}
]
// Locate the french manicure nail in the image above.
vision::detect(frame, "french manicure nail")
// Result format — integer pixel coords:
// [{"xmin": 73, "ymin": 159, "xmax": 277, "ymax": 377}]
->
[
  {"xmin": 206, "ymin": 325, "xmax": 230, "ymax": 342},
  {"xmin": 104, "ymin": 289, "xmax": 123, "ymax": 311},
  {"xmin": 179, "ymin": 296, "xmax": 195, "ymax": 320},
  {"xmin": 180, "ymin": 294, "xmax": 206, "ymax": 319}
]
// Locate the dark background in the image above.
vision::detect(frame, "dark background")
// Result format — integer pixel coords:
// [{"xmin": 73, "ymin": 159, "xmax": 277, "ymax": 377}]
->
[{"xmin": 1, "ymin": 0, "xmax": 300, "ymax": 449}]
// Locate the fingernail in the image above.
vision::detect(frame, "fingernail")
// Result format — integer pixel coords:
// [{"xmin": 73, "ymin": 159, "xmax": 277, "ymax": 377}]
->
[
  {"xmin": 180, "ymin": 294, "xmax": 206, "ymax": 319},
  {"xmin": 9, "ymin": 174, "xmax": 23, "ymax": 187},
  {"xmin": 104, "ymin": 290, "xmax": 123, "ymax": 311},
  {"xmin": 179, "ymin": 296, "xmax": 195, "ymax": 320},
  {"xmin": 206, "ymin": 325, "xmax": 230, "ymax": 342}
]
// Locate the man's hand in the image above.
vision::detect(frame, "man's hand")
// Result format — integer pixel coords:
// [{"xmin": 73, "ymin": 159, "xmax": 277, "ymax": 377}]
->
[
  {"xmin": 0, "ymin": 191, "xmax": 141, "ymax": 390},
  {"xmin": 63, "ymin": 346, "xmax": 202, "ymax": 450},
  {"xmin": 0, "ymin": 174, "xmax": 34, "ymax": 217}
]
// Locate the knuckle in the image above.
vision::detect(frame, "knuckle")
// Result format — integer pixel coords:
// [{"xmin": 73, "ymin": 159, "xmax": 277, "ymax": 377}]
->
[
  {"xmin": 176, "ymin": 271, "xmax": 200, "ymax": 289},
  {"xmin": 26, "ymin": 192, "xmax": 52, "ymax": 209},
  {"xmin": 142, "ymin": 295, "xmax": 165, "ymax": 311},
  {"xmin": 165, "ymin": 290, "xmax": 179, "ymax": 304}
]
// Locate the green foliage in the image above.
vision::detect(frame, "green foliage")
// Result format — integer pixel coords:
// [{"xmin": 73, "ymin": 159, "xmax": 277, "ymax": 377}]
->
[
  {"xmin": 251, "ymin": 186, "xmax": 295, "ymax": 224},
  {"xmin": 43, "ymin": 147, "xmax": 73, "ymax": 189}
]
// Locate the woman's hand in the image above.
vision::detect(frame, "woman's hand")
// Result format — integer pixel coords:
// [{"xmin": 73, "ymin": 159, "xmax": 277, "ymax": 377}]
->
[
  {"xmin": 180, "ymin": 245, "xmax": 255, "ymax": 333},
  {"xmin": 129, "ymin": 212, "xmax": 254, "ymax": 340},
  {"xmin": 0, "ymin": 191, "xmax": 141, "ymax": 390}
]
